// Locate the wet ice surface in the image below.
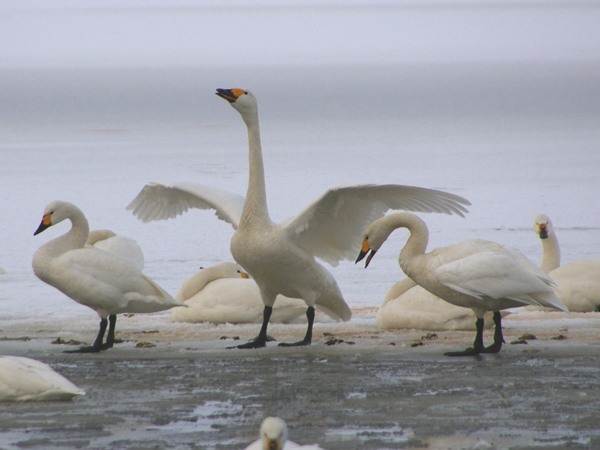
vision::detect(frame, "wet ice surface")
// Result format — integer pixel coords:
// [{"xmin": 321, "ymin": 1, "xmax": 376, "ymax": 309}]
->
[
  {"xmin": 3, "ymin": 1, "xmax": 600, "ymax": 448},
  {"xmin": 1, "ymin": 311, "xmax": 600, "ymax": 449}
]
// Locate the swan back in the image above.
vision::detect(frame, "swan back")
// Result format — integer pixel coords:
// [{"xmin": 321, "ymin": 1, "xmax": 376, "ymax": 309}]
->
[
  {"xmin": 86, "ymin": 229, "xmax": 145, "ymax": 271},
  {"xmin": 0, "ymin": 356, "xmax": 85, "ymax": 401}
]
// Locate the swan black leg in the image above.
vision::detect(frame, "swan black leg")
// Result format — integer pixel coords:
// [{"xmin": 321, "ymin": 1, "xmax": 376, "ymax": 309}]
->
[
  {"xmin": 65, "ymin": 317, "xmax": 108, "ymax": 353},
  {"xmin": 445, "ymin": 317, "xmax": 485, "ymax": 357},
  {"xmin": 102, "ymin": 314, "xmax": 117, "ymax": 350},
  {"xmin": 482, "ymin": 311, "xmax": 504, "ymax": 353},
  {"xmin": 229, "ymin": 306, "xmax": 272, "ymax": 349},
  {"xmin": 279, "ymin": 306, "xmax": 315, "ymax": 347}
]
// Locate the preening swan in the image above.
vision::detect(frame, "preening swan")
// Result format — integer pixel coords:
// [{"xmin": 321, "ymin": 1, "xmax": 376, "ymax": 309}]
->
[
  {"xmin": 86, "ymin": 229, "xmax": 145, "ymax": 271},
  {"xmin": 377, "ymin": 278, "xmax": 500, "ymax": 331},
  {"xmin": 245, "ymin": 416, "xmax": 324, "ymax": 450},
  {"xmin": 534, "ymin": 214, "xmax": 600, "ymax": 312},
  {"xmin": 0, "ymin": 356, "xmax": 84, "ymax": 401},
  {"xmin": 33, "ymin": 201, "xmax": 185, "ymax": 353},
  {"xmin": 173, "ymin": 262, "xmax": 343, "ymax": 324},
  {"xmin": 128, "ymin": 88, "xmax": 470, "ymax": 349},
  {"xmin": 357, "ymin": 212, "xmax": 566, "ymax": 356}
]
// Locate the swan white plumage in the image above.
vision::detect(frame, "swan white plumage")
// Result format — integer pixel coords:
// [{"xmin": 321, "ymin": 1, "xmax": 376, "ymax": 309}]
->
[
  {"xmin": 128, "ymin": 88, "xmax": 470, "ymax": 348},
  {"xmin": 0, "ymin": 356, "xmax": 85, "ymax": 401},
  {"xmin": 245, "ymin": 416, "xmax": 324, "ymax": 450},
  {"xmin": 534, "ymin": 214, "xmax": 600, "ymax": 312},
  {"xmin": 173, "ymin": 262, "xmax": 332, "ymax": 324},
  {"xmin": 357, "ymin": 212, "xmax": 567, "ymax": 356},
  {"xmin": 32, "ymin": 200, "xmax": 185, "ymax": 353},
  {"xmin": 376, "ymin": 278, "xmax": 500, "ymax": 331},
  {"xmin": 86, "ymin": 229, "xmax": 145, "ymax": 271}
]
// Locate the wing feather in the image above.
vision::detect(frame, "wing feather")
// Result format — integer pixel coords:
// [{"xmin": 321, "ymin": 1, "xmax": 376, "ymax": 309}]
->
[{"xmin": 127, "ymin": 181, "xmax": 244, "ymax": 229}]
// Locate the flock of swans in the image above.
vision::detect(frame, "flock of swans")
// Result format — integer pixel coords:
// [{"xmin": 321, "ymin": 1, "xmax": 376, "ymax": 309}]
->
[{"xmin": 8, "ymin": 89, "xmax": 598, "ymax": 414}]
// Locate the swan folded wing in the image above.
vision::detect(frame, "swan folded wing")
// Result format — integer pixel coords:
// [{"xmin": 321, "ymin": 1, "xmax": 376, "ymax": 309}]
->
[
  {"xmin": 435, "ymin": 251, "xmax": 565, "ymax": 309},
  {"xmin": 282, "ymin": 184, "xmax": 471, "ymax": 266},
  {"xmin": 58, "ymin": 249, "xmax": 183, "ymax": 313},
  {"xmin": 126, "ymin": 181, "xmax": 244, "ymax": 229}
]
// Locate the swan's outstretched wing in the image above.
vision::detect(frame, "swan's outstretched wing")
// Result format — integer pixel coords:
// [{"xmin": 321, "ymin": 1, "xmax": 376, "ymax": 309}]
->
[
  {"xmin": 282, "ymin": 184, "xmax": 470, "ymax": 266},
  {"xmin": 127, "ymin": 181, "xmax": 244, "ymax": 229}
]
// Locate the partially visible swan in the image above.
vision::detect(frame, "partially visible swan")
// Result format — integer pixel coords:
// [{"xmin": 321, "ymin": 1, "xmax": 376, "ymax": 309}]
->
[
  {"xmin": 534, "ymin": 214, "xmax": 600, "ymax": 312},
  {"xmin": 376, "ymin": 278, "xmax": 499, "ymax": 331},
  {"xmin": 0, "ymin": 266, "xmax": 5, "ymax": 274},
  {"xmin": 0, "ymin": 356, "xmax": 85, "ymax": 401},
  {"xmin": 357, "ymin": 212, "xmax": 566, "ymax": 356},
  {"xmin": 173, "ymin": 262, "xmax": 334, "ymax": 324},
  {"xmin": 128, "ymin": 88, "xmax": 470, "ymax": 349},
  {"xmin": 245, "ymin": 416, "xmax": 324, "ymax": 450},
  {"xmin": 86, "ymin": 229, "xmax": 145, "ymax": 271},
  {"xmin": 33, "ymin": 201, "xmax": 185, "ymax": 353}
]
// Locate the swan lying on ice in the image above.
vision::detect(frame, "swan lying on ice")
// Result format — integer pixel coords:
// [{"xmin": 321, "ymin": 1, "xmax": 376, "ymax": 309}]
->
[
  {"xmin": 86, "ymin": 229, "xmax": 145, "ymax": 271},
  {"xmin": 0, "ymin": 356, "xmax": 84, "ymax": 401},
  {"xmin": 33, "ymin": 200, "xmax": 185, "ymax": 353},
  {"xmin": 245, "ymin": 416, "xmax": 324, "ymax": 450},
  {"xmin": 128, "ymin": 88, "xmax": 470, "ymax": 349},
  {"xmin": 173, "ymin": 262, "xmax": 318, "ymax": 324},
  {"xmin": 357, "ymin": 212, "xmax": 566, "ymax": 356},
  {"xmin": 534, "ymin": 214, "xmax": 600, "ymax": 312}
]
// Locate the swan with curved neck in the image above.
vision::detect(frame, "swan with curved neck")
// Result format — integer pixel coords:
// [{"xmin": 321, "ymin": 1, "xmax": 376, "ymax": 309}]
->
[
  {"xmin": 128, "ymin": 88, "xmax": 471, "ymax": 348},
  {"xmin": 33, "ymin": 200, "xmax": 185, "ymax": 353},
  {"xmin": 534, "ymin": 213, "xmax": 600, "ymax": 312},
  {"xmin": 357, "ymin": 212, "xmax": 566, "ymax": 356}
]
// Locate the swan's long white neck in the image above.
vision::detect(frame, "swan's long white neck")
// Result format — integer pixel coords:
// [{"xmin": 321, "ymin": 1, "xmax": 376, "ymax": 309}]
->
[
  {"xmin": 240, "ymin": 110, "xmax": 271, "ymax": 227},
  {"xmin": 177, "ymin": 265, "xmax": 234, "ymax": 300},
  {"xmin": 539, "ymin": 228, "xmax": 560, "ymax": 273},
  {"xmin": 375, "ymin": 213, "xmax": 429, "ymax": 271},
  {"xmin": 33, "ymin": 208, "xmax": 89, "ymax": 277}
]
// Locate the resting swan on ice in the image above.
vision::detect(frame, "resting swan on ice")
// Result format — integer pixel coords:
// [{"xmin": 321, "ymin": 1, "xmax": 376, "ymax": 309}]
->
[
  {"xmin": 33, "ymin": 201, "xmax": 185, "ymax": 353},
  {"xmin": 534, "ymin": 214, "xmax": 600, "ymax": 312},
  {"xmin": 357, "ymin": 212, "xmax": 566, "ymax": 356},
  {"xmin": 128, "ymin": 88, "xmax": 470, "ymax": 349},
  {"xmin": 173, "ymin": 262, "xmax": 329, "ymax": 324},
  {"xmin": 245, "ymin": 416, "xmax": 324, "ymax": 450},
  {"xmin": 0, "ymin": 356, "xmax": 84, "ymax": 401}
]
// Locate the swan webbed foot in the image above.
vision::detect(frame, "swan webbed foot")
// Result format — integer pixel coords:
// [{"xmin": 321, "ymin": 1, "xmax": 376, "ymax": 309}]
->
[
  {"xmin": 228, "ymin": 337, "xmax": 267, "ymax": 350},
  {"xmin": 64, "ymin": 344, "xmax": 105, "ymax": 354},
  {"xmin": 444, "ymin": 347, "xmax": 482, "ymax": 357},
  {"xmin": 278, "ymin": 338, "xmax": 311, "ymax": 347}
]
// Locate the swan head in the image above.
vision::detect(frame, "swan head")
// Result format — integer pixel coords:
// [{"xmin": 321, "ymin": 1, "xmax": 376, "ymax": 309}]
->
[
  {"xmin": 259, "ymin": 416, "xmax": 288, "ymax": 450},
  {"xmin": 34, "ymin": 200, "xmax": 81, "ymax": 236},
  {"xmin": 355, "ymin": 215, "xmax": 398, "ymax": 268},
  {"xmin": 215, "ymin": 88, "xmax": 257, "ymax": 118},
  {"xmin": 534, "ymin": 214, "xmax": 552, "ymax": 240}
]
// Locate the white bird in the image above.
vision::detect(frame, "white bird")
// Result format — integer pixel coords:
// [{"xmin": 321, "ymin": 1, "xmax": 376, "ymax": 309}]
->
[
  {"xmin": 86, "ymin": 229, "xmax": 145, "ymax": 271},
  {"xmin": 32, "ymin": 200, "xmax": 185, "ymax": 353},
  {"xmin": 128, "ymin": 88, "xmax": 470, "ymax": 348},
  {"xmin": 0, "ymin": 356, "xmax": 85, "ymax": 401},
  {"xmin": 173, "ymin": 262, "xmax": 331, "ymax": 324},
  {"xmin": 376, "ymin": 278, "xmax": 500, "ymax": 331},
  {"xmin": 245, "ymin": 416, "xmax": 324, "ymax": 450},
  {"xmin": 534, "ymin": 214, "xmax": 600, "ymax": 312},
  {"xmin": 357, "ymin": 212, "xmax": 567, "ymax": 356}
]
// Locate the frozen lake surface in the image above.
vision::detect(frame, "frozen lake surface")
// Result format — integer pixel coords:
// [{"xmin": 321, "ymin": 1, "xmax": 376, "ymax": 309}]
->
[{"xmin": 2, "ymin": 1, "xmax": 600, "ymax": 448}]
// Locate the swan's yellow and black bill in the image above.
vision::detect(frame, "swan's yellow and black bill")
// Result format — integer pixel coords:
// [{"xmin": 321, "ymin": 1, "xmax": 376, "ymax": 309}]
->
[
  {"xmin": 34, "ymin": 214, "xmax": 52, "ymax": 236},
  {"xmin": 215, "ymin": 88, "xmax": 245, "ymax": 103},
  {"xmin": 355, "ymin": 239, "xmax": 376, "ymax": 268}
]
